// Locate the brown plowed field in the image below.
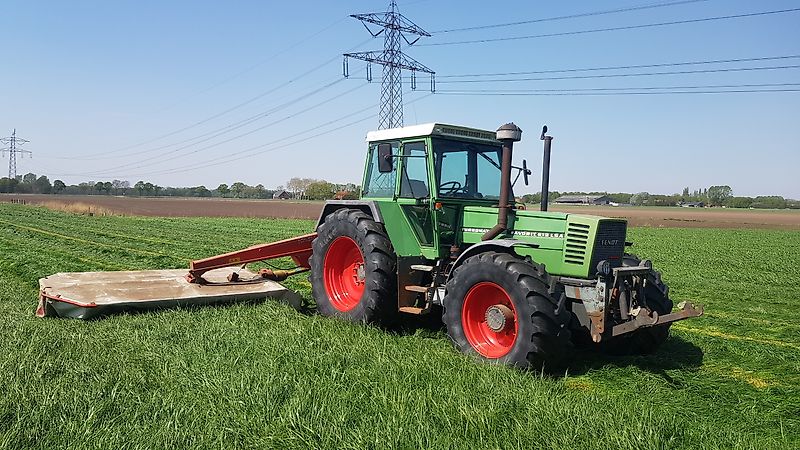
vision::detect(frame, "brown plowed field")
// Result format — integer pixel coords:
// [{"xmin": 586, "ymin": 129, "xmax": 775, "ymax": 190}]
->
[{"xmin": 3, "ymin": 194, "xmax": 799, "ymax": 230}]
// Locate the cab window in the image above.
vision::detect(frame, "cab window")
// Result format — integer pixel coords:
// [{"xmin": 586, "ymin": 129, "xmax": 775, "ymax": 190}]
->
[
  {"xmin": 362, "ymin": 142, "xmax": 398, "ymax": 198},
  {"xmin": 399, "ymin": 141, "xmax": 429, "ymax": 198}
]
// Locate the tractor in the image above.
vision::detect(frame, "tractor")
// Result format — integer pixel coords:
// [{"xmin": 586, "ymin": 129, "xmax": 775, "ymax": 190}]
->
[
  {"xmin": 282, "ymin": 122, "xmax": 699, "ymax": 367},
  {"xmin": 39, "ymin": 121, "xmax": 703, "ymax": 369}
]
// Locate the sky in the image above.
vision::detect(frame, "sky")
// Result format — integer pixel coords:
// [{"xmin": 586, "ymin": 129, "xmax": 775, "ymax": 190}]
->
[{"xmin": 1, "ymin": 0, "xmax": 798, "ymax": 198}]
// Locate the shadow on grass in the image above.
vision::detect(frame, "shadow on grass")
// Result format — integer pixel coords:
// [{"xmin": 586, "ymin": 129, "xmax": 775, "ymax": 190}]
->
[
  {"xmin": 386, "ymin": 310, "xmax": 704, "ymax": 379},
  {"xmin": 565, "ymin": 335, "xmax": 704, "ymax": 382}
]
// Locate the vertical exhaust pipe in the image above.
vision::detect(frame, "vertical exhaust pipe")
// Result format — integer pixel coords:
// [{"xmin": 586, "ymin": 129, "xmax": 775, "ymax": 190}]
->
[
  {"xmin": 482, "ymin": 123, "xmax": 522, "ymax": 241},
  {"xmin": 540, "ymin": 125, "xmax": 553, "ymax": 212}
]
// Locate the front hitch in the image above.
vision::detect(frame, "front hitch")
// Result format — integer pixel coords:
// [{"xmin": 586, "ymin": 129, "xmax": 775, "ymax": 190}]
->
[{"xmin": 611, "ymin": 301, "xmax": 704, "ymax": 337}]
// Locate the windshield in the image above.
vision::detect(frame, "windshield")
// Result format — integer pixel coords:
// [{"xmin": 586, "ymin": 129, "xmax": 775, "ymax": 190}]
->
[{"xmin": 432, "ymin": 138, "xmax": 509, "ymax": 200}]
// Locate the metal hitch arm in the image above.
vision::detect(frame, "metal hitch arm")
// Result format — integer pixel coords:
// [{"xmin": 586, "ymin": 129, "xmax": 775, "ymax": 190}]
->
[
  {"xmin": 186, "ymin": 233, "xmax": 317, "ymax": 283},
  {"xmin": 611, "ymin": 301, "xmax": 704, "ymax": 337}
]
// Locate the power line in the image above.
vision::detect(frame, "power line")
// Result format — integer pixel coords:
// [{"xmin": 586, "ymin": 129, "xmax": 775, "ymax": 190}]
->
[
  {"xmin": 150, "ymin": 16, "xmax": 351, "ymax": 113},
  {"xmin": 77, "ymin": 82, "xmax": 369, "ymax": 176},
  {"xmin": 433, "ymin": 0, "xmax": 712, "ymax": 33},
  {"xmin": 420, "ymin": 7, "xmax": 800, "ymax": 46},
  {"xmin": 437, "ymin": 82, "xmax": 800, "ymax": 93},
  {"xmin": 435, "ymin": 89, "xmax": 800, "ymax": 96},
  {"xmin": 433, "ymin": 54, "xmax": 800, "ymax": 78},
  {"xmin": 433, "ymin": 64, "xmax": 800, "ymax": 84},
  {"xmin": 149, "ymin": 93, "xmax": 433, "ymax": 177},
  {"xmin": 58, "ymin": 93, "xmax": 432, "ymax": 180},
  {"xmin": 57, "ymin": 75, "xmax": 356, "ymax": 162},
  {"xmin": 69, "ymin": 38, "xmax": 373, "ymax": 160}
]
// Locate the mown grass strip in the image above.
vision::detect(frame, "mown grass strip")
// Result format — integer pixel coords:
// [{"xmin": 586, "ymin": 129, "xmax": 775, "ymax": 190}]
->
[{"xmin": 675, "ymin": 324, "xmax": 800, "ymax": 351}]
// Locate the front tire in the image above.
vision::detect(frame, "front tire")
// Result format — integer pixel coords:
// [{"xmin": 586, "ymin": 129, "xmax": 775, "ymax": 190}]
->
[
  {"xmin": 309, "ymin": 209, "xmax": 396, "ymax": 324},
  {"xmin": 442, "ymin": 252, "xmax": 573, "ymax": 369}
]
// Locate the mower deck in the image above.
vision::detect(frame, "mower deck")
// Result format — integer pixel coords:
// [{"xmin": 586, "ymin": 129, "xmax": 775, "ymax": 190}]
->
[{"xmin": 37, "ymin": 267, "xmax": 300, "ymax": 320}]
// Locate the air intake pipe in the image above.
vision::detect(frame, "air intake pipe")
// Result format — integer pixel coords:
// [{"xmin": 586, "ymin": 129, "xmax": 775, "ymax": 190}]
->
[{"xmin": 482, "ymin": 123, "xmax": 522, "ymax": 241}]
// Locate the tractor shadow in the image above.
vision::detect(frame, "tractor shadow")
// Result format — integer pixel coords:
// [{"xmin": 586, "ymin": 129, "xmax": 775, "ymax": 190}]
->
[
  {"xmin": 563, "ymin": 335, "xmax": 704, "ymax": 383},
  {"xmin": 297, "ymin": 302, "xmax": 704, "ymax": 382},
  {"xmin": 387, "ymin": 311, "xmax": 704, "ymax": 381}
]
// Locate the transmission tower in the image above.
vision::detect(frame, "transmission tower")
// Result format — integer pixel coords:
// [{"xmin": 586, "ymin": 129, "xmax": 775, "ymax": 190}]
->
[
  {"xmin": 0, "ymin": 129, "xmax": 31, "ymax": 180},
  {"xmin": 343, "ymin": 0, "xmax": 434, "ymax": 130}
]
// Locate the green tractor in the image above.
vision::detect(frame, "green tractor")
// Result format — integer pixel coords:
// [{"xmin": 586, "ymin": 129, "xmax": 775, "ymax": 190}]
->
[{"xmin": 308, "ymin": 122, "xmax": 703, "ymax": 368}]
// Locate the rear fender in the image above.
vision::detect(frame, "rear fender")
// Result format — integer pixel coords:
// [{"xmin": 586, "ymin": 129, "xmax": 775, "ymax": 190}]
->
[{"xmin": 316, "ymin": 200, "xmax": 383, "ymax": 227}]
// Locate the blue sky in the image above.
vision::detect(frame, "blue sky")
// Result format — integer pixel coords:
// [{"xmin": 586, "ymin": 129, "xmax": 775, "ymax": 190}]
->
[{"xmin": 1, "ymin": 0, "xmax": 798, "ymax": 197}]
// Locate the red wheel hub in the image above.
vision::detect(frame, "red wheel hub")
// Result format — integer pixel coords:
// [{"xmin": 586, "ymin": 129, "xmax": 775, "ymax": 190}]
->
[
  {"xmin": 323, "ymin": 236, "xmax": 366, "ymax": 312},
  {"xmin": 462, "ymin": 281, "xmax": 518, "ymax": 358}
]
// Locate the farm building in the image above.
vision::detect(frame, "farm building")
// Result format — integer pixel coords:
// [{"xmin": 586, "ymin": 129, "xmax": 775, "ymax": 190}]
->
[
  {"xmin": 272, "ymin": 190, "xmax": 292, "ymax": 200},
  {"xmin": 681, "ymin": 201, "xmax": 705, "ymax": 208},
  {"xmin": 553, "ymin": 195, "xmax": 611, "ymax": 205}
]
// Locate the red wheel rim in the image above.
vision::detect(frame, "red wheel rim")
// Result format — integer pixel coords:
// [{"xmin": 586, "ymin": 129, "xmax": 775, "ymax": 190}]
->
[
  {"xmin": 462, "ymin": 282, "xmax": 518, "ymax": 358},
  {"xmin": 323, "ymin": 236, "xmax": 366, "ymax": 312}
]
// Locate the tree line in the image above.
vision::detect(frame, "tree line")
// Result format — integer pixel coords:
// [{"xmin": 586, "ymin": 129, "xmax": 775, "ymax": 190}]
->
[
  {"xmin": 0, "ymin": 173, "xmax": 361, "ymax": 201},
  {"xmin": 519, "ymin": 185, "xmax": 799, "ymax": 209},
  {"xmin": 1, "ymin": 174, "xmax": 794, "ymax": 208}
]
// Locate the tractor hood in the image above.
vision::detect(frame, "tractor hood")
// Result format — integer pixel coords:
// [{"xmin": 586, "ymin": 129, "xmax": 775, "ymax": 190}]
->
[{"xmin": 460, "ymin": 206, "xmax": 628, "ymax": 278}]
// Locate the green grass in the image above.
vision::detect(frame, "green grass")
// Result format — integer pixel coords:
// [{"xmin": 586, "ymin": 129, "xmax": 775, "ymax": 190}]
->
[{"xmin": 0, "ymin": 203, "xmax": 798, "ymax": 449}]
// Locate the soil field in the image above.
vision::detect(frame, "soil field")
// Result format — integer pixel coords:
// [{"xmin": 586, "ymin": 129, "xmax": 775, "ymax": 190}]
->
[{"xmin": 2, "ymin": 194, "xmax": 799, "ymax": 229}]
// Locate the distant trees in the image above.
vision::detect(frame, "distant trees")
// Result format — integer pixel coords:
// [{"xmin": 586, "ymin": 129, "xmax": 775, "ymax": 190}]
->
[
  {"xmin": 0, "ymin": 177, "xmax": 18, "ymax": 193},
  {"xmin": 706, "ymin": 185, "xmax": 733, "ymax": 206},
  {"xmin": 751, "ymin": 196, "xmax": 787, "ymax": 209},
  {"xmin": 630, "ymin": 192, "xmax": 651, "ymax": 206},
  {"xmin": 284, "ymin": 178, "xmax": 359, "ymax": 200},
  {"xmin": 4, "ymin": 173, "xmax": 791, "ymax": 210},
  {"xmin": 230, "ymin": 182, "xmax": 247, "ymax": 198},
  {"xmin": 53, "ymin": 179, "xmax": 66, "ymax": 193},
  {"xmin": 305, "ymin": 181, "xmax": 337, "ymax": 200},
  {"xmin": 34, "ymin": 176, "xmax": 52, "ymax": 194},
  {"xmin": 725, "ymin": 197, "xmax": 753, "ymax": 208},
  {"xmin": 286, "ymin": 177, "xmax": 314, "ymax": 199}
]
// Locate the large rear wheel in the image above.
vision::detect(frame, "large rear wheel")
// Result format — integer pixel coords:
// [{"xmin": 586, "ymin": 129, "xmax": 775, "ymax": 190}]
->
[
  {"xmin": 310, "ymin": 209, "xmax": 396, "ymax": 324},
  {"xmin": 442, "ymin": 252, "xmax": 572, "ymax": 369}
]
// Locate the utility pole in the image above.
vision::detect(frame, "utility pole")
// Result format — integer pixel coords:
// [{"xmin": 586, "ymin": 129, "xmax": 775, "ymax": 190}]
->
[
  {"xmin": 0, "ymin": 129, "xmax": 32, "ymax": 180},
  {"xmin": 343, "ymin": 0, "xmax": 434, "ymax": 130}
]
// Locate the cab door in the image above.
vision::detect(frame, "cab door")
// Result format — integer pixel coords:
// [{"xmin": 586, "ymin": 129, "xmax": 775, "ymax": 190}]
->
[{"xmin": 396, "ymin": 140, "xmax": 435, "ymax": 250}]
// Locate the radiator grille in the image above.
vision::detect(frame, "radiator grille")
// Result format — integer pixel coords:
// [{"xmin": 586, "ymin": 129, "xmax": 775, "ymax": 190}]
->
[
  {"xmin": 564, "ymin": 222, "xmax": 590, "ymax": 265},
  {"xmin": 589, "ymin": 221, "xmax": 627, "ymax": 276}
]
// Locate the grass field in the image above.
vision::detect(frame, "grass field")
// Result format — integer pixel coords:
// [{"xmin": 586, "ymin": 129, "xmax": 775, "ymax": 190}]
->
[{"xmin": 0, "ymin": 203, "xmax": 798, "ymax": 449}]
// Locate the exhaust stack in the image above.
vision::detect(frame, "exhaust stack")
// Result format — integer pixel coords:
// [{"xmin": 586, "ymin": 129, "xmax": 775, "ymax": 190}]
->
[
  {"xmin": 482, "ymin": 123, "xmax": 522, "ymax": 241},
  {"xmin": 540, "ymin": 125, "xmax": 553, "ymax": 212}
]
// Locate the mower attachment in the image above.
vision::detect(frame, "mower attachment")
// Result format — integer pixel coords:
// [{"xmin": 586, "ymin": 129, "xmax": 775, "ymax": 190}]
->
[
  {"xmin": 187, "ymin": 233, "xmax": 316, "ymax": 283},
  {"xmin": 38, "ymin": 267, "xmax": 300, "ymax": 320}
]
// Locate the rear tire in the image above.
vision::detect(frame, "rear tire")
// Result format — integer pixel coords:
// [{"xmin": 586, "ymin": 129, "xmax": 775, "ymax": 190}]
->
[
  {"xmin": 442, "ymin": 252, "xmax": 573, "ymax": 370},
  {"xmin": 601, "ymin": 254, "xmax": 673, "ymax": 355},
  {"xmin": 310, "ymin": 209, "xmax": 396, "ymax": 324}
]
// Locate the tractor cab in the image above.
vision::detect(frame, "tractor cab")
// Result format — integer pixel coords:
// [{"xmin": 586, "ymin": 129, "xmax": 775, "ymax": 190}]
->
[{"xmin": 359, "ymin": 123, "xmax": 521, "ymax": 260}]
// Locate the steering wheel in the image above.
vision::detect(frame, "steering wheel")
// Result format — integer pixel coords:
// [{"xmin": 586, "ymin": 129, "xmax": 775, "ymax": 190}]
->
[{"xmin": 439, "ymin": 181, "xmax": 463, "ymax": 195}]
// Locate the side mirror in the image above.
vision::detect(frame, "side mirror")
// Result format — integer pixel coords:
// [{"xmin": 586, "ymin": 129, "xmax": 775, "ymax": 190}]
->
[
  {"xmin": 377, "ymin": 143, "xmax": 393, "ymax": 173},
  {"xmin": 522, "ymin": 159, "xmax": 531, "ymax": 185}
]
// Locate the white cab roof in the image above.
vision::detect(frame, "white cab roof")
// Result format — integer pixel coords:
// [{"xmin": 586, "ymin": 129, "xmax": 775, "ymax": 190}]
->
[{"xmin": 365, "ymin": 123, "xmax": 499, "ymax": 144}]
